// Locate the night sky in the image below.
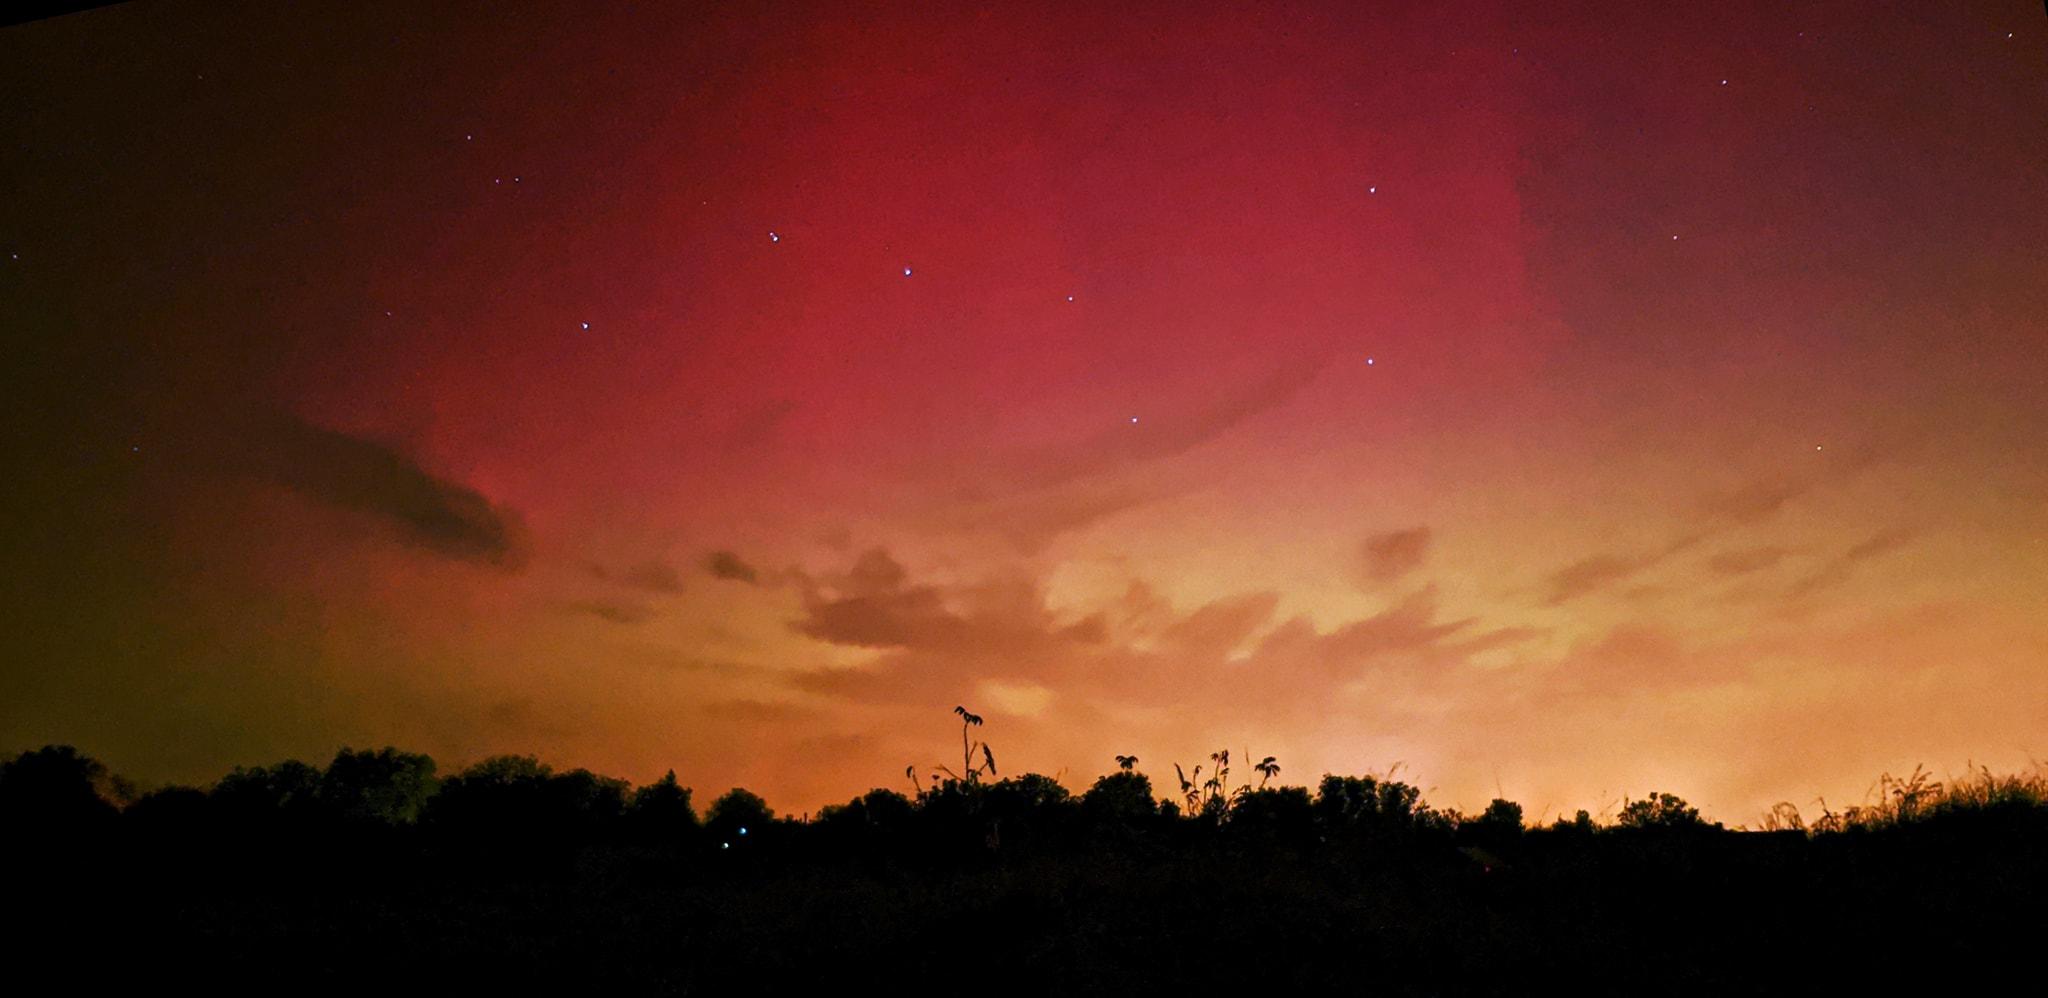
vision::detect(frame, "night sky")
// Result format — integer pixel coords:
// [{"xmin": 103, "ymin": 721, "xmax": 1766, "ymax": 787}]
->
[{"xmin": 3, "ymin": 2, "xmax": 2044, "ymax": 823}]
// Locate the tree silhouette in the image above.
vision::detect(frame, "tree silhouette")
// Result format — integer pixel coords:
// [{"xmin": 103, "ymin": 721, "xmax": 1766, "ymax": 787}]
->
[
  {"xmin": 1115, "ymin": 754, "xmax": 1138, "ymax": 772},
  {"xmin": 319, "ymin": 747, "xmax": 437, "ymax": 825},
  {"xmin": 0, "ymin": 745, "xmax": 117, "ymax": 835},
  {"xmin": 707, "ymin": 787, "xmax": 774, "ymax": 846}
]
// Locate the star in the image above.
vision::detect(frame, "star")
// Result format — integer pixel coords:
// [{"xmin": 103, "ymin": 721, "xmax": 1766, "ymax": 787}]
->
[
  {"xmin": 1065, "ymin": 295, "xmax": 1074, "ymax": 302},
  {"xmin": 580, "ymin": 322, "xmax": 590, "ymax": 330},
  {"xmin": 903, "ymin": 266, "xmax": 913, "ymax": 277},
  {"xmin": 465, "ymin": 133, "xmax": 473, "ymax": 140},
  {"xmin": 769, "ymin": 231, "xmax": 780, "ymax": 243},
  {"xmin": 1368, "ymin": 185, "xmax": 1377, "ymax": 194},
  {"xmin": 1366, "ymin": 357, "xmax": 1375, "ymax": 366},
  {"xmin": 1129, "ymin": 416, "xmax": 1139, "ymax": 424},
  {"xmin": 1719, "ymin": 79, "xmax": 1728, "ymax": 86}
]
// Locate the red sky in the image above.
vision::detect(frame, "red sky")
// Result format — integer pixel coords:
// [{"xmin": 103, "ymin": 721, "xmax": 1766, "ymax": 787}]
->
[{"xmin": 3, "ymin": 1, "xmax": 2045, "ymax": 824}]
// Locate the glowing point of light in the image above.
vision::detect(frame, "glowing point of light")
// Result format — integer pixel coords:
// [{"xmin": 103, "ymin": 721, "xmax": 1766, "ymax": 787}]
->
[
  {"xmin": 738, "ymin": 826, "xmax": 748, "ymax": 835},
  {"xmin": 1720, "ymin": 79, "xmax": 1728, "ymax": 86},
  {"xmin": 1066, "ymin": 295, "xmax": 1074, "ymax": 302},
  {"xmin": 1129, "ymin": 416, "xmax": 1139, "ymax": 424},
  {"xmin": 721, "ymin": 842, "xmax": 730, "ymax": 850},
  {"xmin": 769, "ymin": 231, "xmax": 780, "ymax": 242},
  {"xmin": 903, "ymin": 266, "xmax": 913, "ymax": 277},
  {"xmin": 1367, "ymin": 357, "xmax": 1375, "ymax": 365},
  {"xmin": 1368, "ymin": 186, "xmax": 1377, "ymax": 194},
  {"xmin": 580, "ymin": 322, "xmax": 590, "ymax": 330},
  {"xmin": 465, "ymin": 133, "xmax": 473, "ymax": 140},
  {"xmin": 1815, "ymin": 445, "xmax": 1823, "ymax": 451}
]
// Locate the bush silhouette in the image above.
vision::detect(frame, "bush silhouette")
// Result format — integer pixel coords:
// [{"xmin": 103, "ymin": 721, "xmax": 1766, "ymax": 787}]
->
[
  {"xmin": 1617, "ymin": 792, "xmax": 1706, "ymax": 830},
  {"xmin": 1082, "ymin": 770, "xmax": 1159, "ymax": 825}
]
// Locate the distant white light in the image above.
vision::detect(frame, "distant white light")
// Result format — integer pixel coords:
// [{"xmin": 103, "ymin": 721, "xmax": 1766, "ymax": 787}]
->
[
  {"xmin": 721, "ymin": 842, "xmax": 730, "ymax": 850},
  {"xmin": 1368, "ymin": 186, "xmax": 1377, "ymax": 194},
  {"xmin": 903, "ymin": 266, "xmax": 913, "ymax": 277},
  {"xmin": 769, "ymin": 231, "xmax": 780, "ymax": 242},
  {"xmin": 738, "ymin": 826, "xmax": 748, "ymax": 836},
  {"xmin": 1367, "ymin": 357, "xmax": 1375, "ymax": 365},
  {"xmin": 1129, "ymin": 416, "xmax": 1139, "ymax": 424},
  {"xmin": 580, "ymin": 322, "xmax": 590, "ymax": 330},
  {"xmin": 1720, "ymin": 79, "xmax": 1728, "ymax": 86},
  {"xmin": 1066, "ymin": 295, "xmax": 1074, "ymax": 302},
  {"xmin": 465, "ymin": 133, "xmax": 473, "ymax": 140}
]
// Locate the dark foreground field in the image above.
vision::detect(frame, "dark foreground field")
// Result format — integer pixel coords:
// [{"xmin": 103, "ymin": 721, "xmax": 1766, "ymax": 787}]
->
[{"xmin": 8, "ymin": 747, "xmax": 2045, "ymax": 994}]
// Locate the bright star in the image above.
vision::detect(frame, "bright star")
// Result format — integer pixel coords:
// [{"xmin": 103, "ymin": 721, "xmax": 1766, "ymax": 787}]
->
[
  {"xmin": 903, "ymin": 266, "xmax": 912, "ymax": 277},
  {"xmin": 580, "ymin": 322, "xmax": 590, "ymax": 330},
  {"xmin": 1129, "ymin": 416, "xmax": 1139, "ymax": 424},
  {"xmin": 1367, "ymin": 357, "xmax": 1375, "ymax": 365},
  {"xmin": 1368, "ymin": 186, "xmax": 1377, "ymax": 194},
  {"xmin": 769, "ymin": 231, "xmax": 780, "ymax": 242}
]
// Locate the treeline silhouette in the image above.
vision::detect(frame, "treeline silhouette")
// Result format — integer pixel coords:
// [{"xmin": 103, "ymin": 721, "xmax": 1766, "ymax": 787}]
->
[{"xmin": 5, "ymin": 724, "xmax": 2046, "ymax": 993}]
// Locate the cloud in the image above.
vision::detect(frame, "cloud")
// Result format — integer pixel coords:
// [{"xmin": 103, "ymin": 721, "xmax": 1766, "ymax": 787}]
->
[
  {"xmin": 1708, "ymin": 546, "xmax": 1792, "ymax": 575},
  {"xmin": 700, "ymin": 698, "xmax": 817, "ymax": 723},
  {"xmin": 1359, "ymin": 526, "xmax": 1432, "ymax": 584},
  {"xmin": 785, "ymin": 550, "xmax": 1493, "ymax": 726},
  {"xmin": 1786, "ymin": 527, "xmax": 1917, "ymax": 599},
  {"xmin": 1700, "ymin": 480, "xmax": 1805, "ymax": 525},
  {"xmin": 1000, "ymin": 358, "xmax": 1327, "ymax": 493},
  {"xmin": 789, "ymin": 549, "xmax": 961, "ymax": 648},
  {"xmin": 1541, "ymin": 532, "xmax": 1706, "ymax": 605},
  {"xmin": 621, "ymin": 560, "xmax": 685, "ymax": 593},
  {"xmin": 704, "ymin": 549, "xmax": 760, "ymax": 584},
  {"xmin": 1543, "ymin": 553, "xmax": 1656, "ymax": 605},
  {"xmin": 233, "ymin": 411, "xmax": 528, "ymax": 568},
  {"xmin": 1535, "ymin": 624, "xmax": 1744, "ymax": 699},
  {"xmin": 566, "ymin": 599, "xmax": 656, "ymax": 625}
]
